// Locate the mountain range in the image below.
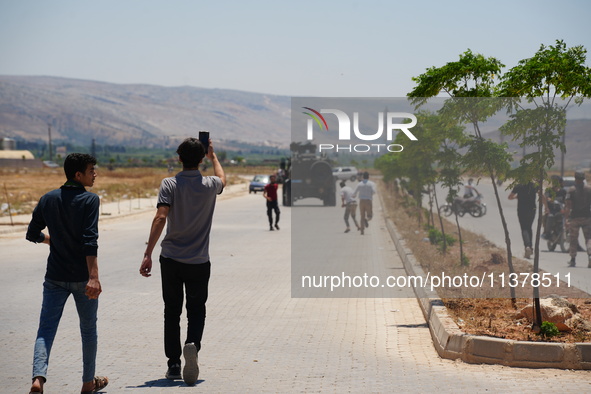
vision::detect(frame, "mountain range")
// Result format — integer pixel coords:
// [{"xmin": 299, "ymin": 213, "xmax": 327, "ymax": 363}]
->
[
  {"xmin": 0, "ymin": 75, "xmax": 588, "ymax": 169},
  {"xmin": 0, "ymin": 75, "xmax": 291, "ymax": 150}
]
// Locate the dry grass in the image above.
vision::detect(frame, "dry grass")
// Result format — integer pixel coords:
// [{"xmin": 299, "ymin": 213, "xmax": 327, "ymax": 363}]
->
[
  {"xmin": 380, "ymin": 180, "xmax": 591, "ymax": 343},
  {"xmin": 0, "ymin": 165, "xmax": 268, "ymax": 216}
]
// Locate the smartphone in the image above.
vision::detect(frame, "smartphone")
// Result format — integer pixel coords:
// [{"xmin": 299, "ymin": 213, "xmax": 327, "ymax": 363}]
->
[{"xmin": 198, "ymin": 131, "xmax": 210, "ymax": 151}]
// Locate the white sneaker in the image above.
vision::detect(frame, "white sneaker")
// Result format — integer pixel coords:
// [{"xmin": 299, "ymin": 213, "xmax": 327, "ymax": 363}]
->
[
  {"xmin": 524, "ymin": 247, "xmax": 533, "ymax": 259},
  {"xmin": 182, "ymin": 343, "xmax": 199, "ymax": 386}
]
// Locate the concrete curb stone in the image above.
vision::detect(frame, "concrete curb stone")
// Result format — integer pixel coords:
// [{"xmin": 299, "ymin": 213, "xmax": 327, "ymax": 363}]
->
[{"xmin": 384, "ymin": 214, "xmax": 591, "ymax": 370}]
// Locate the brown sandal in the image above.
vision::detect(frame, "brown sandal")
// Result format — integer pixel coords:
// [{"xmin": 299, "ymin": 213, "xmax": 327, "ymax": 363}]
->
[{"xmin": 81, "ymin": 376, "xmax": 108, "ymax": 393}]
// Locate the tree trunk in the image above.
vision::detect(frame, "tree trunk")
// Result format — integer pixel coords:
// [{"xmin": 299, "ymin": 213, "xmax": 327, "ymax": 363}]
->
[
  {"xmin": 454, "ymin": 212, "xmax": 465, "ymax": 266},
  {"xmin": 433, "ymin": 185, "xmax": 448, "ymax": 254},
  {"xmin": 532, "ymin": 168, "xmax": 546, "ymax": 330},
  {"xmin": 473, "ymin": 121, "xmax": 517, "ymax": 305}
]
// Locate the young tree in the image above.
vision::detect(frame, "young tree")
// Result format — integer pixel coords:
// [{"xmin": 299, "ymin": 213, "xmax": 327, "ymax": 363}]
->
[
  {"xmin": 386, "ymin": 112, "xmax": 440, "ymax": 228},
  {"xmin": 499, "ymin": 39, "xmax": 591, "ymax": 329},
  {"xmin": 376, "ymin": 111, "xmax": 466, "ymax": 261},
  {"xmin": 436, "ymin": 125, "xmax": 467, "ymax": 259},
  {"xmin": 408, "ymin": 50, "xmax": 517, "ymax": 301}
]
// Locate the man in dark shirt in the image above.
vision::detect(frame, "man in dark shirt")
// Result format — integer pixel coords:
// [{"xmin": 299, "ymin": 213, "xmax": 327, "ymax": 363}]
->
[
  {"xmin": 565, "ymin": 171, "xmax": 591, "ymax": 267},
  {"xmin": 25, "ymin": 153, "xmax": 108, "ymax": 394},
  {"xmin": 509, "ymin": 182, "xmax": 537, "ymax": 259},
  {"xmin": 263, "ymin": 174, "xmax": 280, "ymax": 231}
]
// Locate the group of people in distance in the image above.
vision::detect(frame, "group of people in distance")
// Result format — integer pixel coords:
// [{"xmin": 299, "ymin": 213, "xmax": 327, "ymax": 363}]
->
[
  {"xmin": 339, "ymin": 171, "xmax": 376, "ymax": 235},
  {"xmin": 509, "ymin": 171, "xmax": 591, "ymax": 267}
]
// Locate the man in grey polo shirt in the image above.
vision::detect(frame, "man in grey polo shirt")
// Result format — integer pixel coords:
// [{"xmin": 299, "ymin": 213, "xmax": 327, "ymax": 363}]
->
[
  {"xmin": 353, "ymin": 171, "xmax": 376, "ymax": 235},
  {"xmin": 140, "ymin": 137, "xmax": 225, "ymax": 385}
]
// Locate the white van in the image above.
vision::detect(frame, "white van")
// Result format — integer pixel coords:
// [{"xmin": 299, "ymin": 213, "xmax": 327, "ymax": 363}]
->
[{"xmin": 333, "ymin": 166, "xmax": 359, "ymax": 181}]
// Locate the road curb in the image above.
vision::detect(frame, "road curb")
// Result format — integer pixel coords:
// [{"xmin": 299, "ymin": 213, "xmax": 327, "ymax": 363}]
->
[
  {"xmin": 0, "ymin": 182, "xmax": 250, "ymax": 236},
  {"xmin": 384, "ymin": 216, "xmax": 591, "ymax": 370}
]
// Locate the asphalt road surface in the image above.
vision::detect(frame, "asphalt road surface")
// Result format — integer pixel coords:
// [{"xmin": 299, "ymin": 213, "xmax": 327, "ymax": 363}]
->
[{"xmin": 430, "ymin": 178, "xmax": 591, "ymax": 295}]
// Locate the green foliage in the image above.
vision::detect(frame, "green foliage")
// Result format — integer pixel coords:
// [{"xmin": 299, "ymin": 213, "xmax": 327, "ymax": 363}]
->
[
  {"xmin": 461, "ymin": 135, "xmax": 512, "ymax": 182},
  {"xmin": 401, "ymin": 39, "xmax": 591, "ymax": 299},
  {"xmin": 375, "ymin": 111, "xmax": 465, "ymax": 196},
  {"xmin": 427, "ymin": 226, "xmax": 456, "ymax": 249},
  {"xmin": 460, "ymin": 253, "xmax": 470, "ymax": 267},
  {"xmin": 499, "ymin": 40, "xmax": 591, "ymax": 102},
  {"xmin": 498, "ymin": 40, "xmax": 591, "ymax": 325},
  {"xmin": 538, "ymin": 321, "xmax": 560, "ymax": 339},
  {"xmin": 408, "ymin": 49, "xmax": 505, "ymax": 103},
  {"xmin": 407, "ymin": 50, "xmax": 512, "ymax": 201},
  {"xmin": 376, "ymin": 111, "xmax": 451, "ymax": 227},
  {"xmin": 499, "ymin": 40, "xmax": 591, "ymax": 189}
]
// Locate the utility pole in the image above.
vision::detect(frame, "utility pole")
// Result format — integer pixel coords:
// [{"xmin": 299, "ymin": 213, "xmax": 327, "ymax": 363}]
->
[
  {"xmin": 47, "ymin": 123, "xmax": 53, "ymax": 161},
  {"xmin": 560, "ymin": 133, "xmax": 565, "ymax": 178}
]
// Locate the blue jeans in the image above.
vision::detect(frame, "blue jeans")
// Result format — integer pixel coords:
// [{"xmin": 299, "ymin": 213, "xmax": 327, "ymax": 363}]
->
[{"xmin": 33, "ymin": 279, "xmax": 98, "ymax": 383}]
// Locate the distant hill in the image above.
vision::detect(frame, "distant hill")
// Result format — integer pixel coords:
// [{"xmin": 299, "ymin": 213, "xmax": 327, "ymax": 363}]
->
[
  {"xmin": 0, "ymin": 76, "xmax": 588, "ymax": 169},
  {"xmin": 485, "ymin": 118, "xmax": 591, "ymax": 170},
  {"xmin": 0, "ymin": 76, "xmax": 291, "ymax": 150}
]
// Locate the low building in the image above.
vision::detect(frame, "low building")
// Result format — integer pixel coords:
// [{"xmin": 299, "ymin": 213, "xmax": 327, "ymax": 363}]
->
[{"xmin": 0, "ymin": 150, "xmax": 43, "ymax": 168}]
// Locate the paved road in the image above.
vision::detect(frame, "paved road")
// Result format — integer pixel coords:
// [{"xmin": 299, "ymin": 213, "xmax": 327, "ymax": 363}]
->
[
  {"xmin": 1, "ymin": 185, "xmax": 591, "ymax": 392},
  {"xmin": 430, "ymin": 179, "xmax": 591, "ymax": 295}
]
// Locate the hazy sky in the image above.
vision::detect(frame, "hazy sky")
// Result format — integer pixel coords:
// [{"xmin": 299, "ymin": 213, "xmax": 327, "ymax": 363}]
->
[{"xmin": 1, "ymin": 0, "xmax": 590, "ymax": 97}]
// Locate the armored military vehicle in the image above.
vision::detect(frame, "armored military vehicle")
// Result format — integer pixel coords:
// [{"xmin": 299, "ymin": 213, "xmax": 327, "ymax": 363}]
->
[{"xmin": 282, "ymin": 142, "xmax": 336, "ymax": 207}]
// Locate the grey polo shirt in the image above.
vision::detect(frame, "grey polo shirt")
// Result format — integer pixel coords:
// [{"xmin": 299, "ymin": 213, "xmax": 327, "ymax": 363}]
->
[{"xmin": 158, "ymin": 170, "xmax": 224, "ymax": 264}]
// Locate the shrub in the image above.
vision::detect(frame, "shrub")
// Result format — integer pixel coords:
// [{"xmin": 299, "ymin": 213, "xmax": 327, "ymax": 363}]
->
[
  {"xmin": 427, "ymin": 226, "xmax": 456, "ymax": 248},
  {"xmin": 539, "ymin": 321, "xmax": 560, "ymax": 339}
]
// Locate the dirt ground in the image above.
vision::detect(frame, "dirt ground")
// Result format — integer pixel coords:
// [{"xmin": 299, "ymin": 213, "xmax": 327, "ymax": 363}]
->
[
  {"xmin": 0, "ymin": 165, "xmax": 269, "ymax": 217},
  {"xmin": 4, "ymin": 167, "xmax": 590, "ymax": 342},
  {"xmin": 379, "ymin": 181, "xmax": 591, "ymax": 343}
]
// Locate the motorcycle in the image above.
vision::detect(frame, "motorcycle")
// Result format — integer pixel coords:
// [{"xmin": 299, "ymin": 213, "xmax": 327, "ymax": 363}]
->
[
  {"xmin": 440, "ymin": 194, "xmax": 487, "ymax": 218},
  {"xmin": 544, "ymin": 200, "xmax": 570, "ymax": 253}
]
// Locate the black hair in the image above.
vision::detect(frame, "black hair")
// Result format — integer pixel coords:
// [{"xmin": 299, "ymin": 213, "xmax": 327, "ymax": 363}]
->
[
  {"xmin": 363, "ymin": 171, "xmax": 369, "ymax": 180},
  {"xmin": 64, "ymin": 153, "xmax": 97, "ymax": 180},
  {"xmin": 176, "ymin": 138, "xmax": 205, "ymax": 169}
]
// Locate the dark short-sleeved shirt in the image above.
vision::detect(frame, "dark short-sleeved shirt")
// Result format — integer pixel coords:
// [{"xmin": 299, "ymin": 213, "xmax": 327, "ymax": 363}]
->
[
  {"xmin": 26, "ymin": 181, "xmax": 99, "ymax": 282},
  {"xmin": 264, "ymin": 182, "xmax": 278, "ymax": 201},
  {"xmin": 157, "ymin": 170, "xmax": 224, "ymax": 264},
  {"xmin": 545, "ymin": 187, "xmax": 566, "ymax": 214},
  {"xmin": 566, "ymin": 185, "xmax": 591, "ymax": 218},
  {"xmin": 511, "ymin": 183, "xmax": 537, "ymax": 213}
]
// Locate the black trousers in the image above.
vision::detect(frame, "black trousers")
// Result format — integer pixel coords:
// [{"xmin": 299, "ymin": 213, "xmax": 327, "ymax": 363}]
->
[
  {"xmin": 160, "ymin": 256, "xmax": 210, "ymax": 367},
  {"xmin": 266, "ymin": 200, "xmax": 280, "ymax": 226},
  {"xmin": 518, "ymin": 208, "xmax": 536, "ymax": 248}
]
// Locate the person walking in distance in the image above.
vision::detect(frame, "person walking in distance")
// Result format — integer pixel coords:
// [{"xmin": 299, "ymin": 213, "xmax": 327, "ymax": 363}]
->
[
  {"xmin": 140, "ymin": 137, "xmax": 226, "ymax": 385},
  {"xmin": 340, "ymin": 180, "xmax": 360, "ymax": 233},
  {"xmin": 263, "ymin": 174, "xmax": 280, "ymax": 231},
  {"xmin": 353, "ymin": 171, "xmax": 376, "ymax": 235},
  {"xmin": 508, "ymin": 182, "xmax": 537, "ymax": 259},
  {"xmin": 25, "ymin": 153, "xmax": 108, "ymax": 394},
  {"xmin": 564, "ymin": 171, "xmax": 591, "ymax": 267}
]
